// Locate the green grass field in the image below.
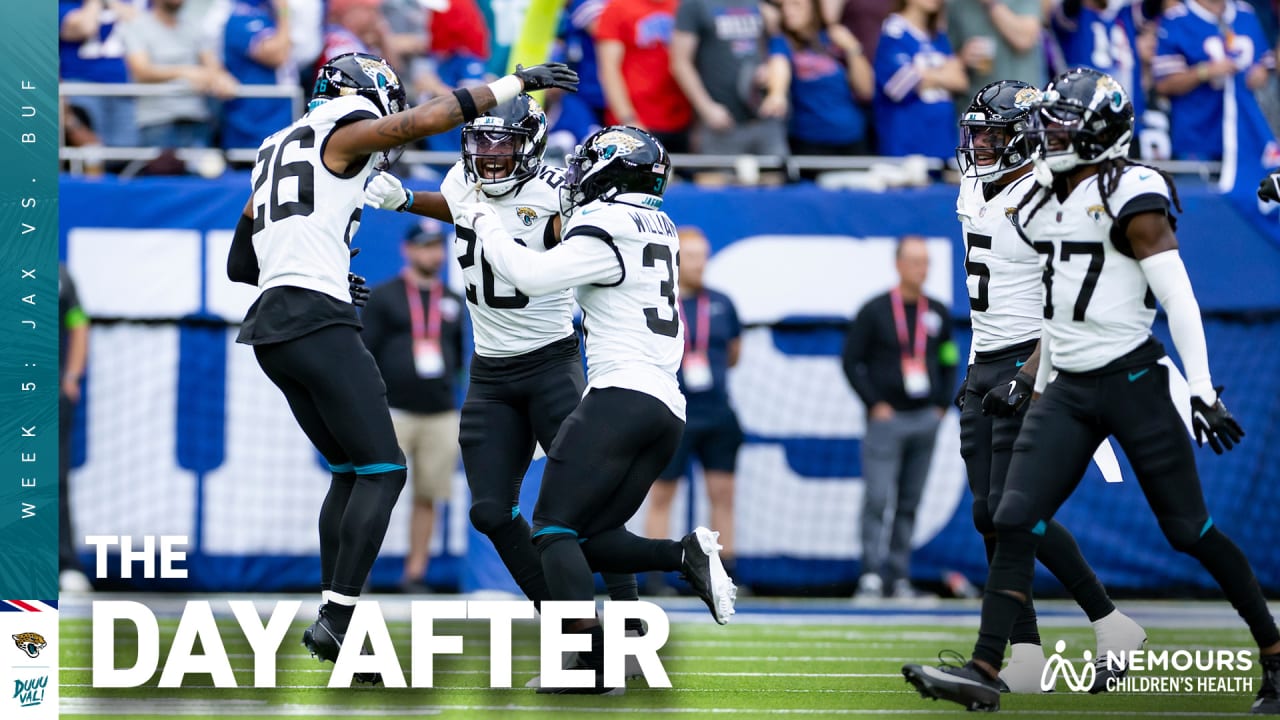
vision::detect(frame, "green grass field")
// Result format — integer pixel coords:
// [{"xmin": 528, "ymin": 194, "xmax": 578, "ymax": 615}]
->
[{"xmin": 58, "ymin": 596, "xmax": 1268, "ymax": 719}]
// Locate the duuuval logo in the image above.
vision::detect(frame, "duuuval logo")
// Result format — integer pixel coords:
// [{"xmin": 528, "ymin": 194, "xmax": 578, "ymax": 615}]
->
[{"xmin": 1041, "ymin": 640, "xmax": 1098, "ymax": 692}]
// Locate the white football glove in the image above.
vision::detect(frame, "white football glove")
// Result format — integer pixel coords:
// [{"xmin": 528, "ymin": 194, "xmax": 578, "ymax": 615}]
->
[
  {"xmin": 458, "ymin": 200, "xmax": 500, "ymax": 231},
  {"xmin": 365, "ymin": 171, "xmax": 412, "ymax": 211}
]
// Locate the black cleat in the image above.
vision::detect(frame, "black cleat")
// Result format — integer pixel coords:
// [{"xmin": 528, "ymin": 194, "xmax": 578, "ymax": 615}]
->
[
  {"xmin": 301, "ymin": 606, "xmax": 382, "ymax": 685},
  {"xmin": 903, "ymin": 657, "xmax": 1001, "ymax": 712},
  {"xmin": 680, "ymin": 527, "xmax": 736, "ymax": 625},
  {"xmin": 1253, "ymin": 654, "xmax": 1280, "ymax": 714}
]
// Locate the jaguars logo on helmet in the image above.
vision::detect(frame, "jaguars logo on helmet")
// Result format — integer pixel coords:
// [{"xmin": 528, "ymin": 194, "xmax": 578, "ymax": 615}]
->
[
  {"xmin": 559, "ymin": 126, "xmax": 672, "ymax": 217},
  {"xmin": 957, "ymin": 80, "xmax": 1040, "ymax": 183},
  {"xmin": 309, "ymin": 52, "xmax": 406, "ymax": 118}
]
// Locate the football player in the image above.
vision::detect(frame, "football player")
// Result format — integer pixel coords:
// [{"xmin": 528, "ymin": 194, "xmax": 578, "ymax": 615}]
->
[
  {"xmin": 461, "ymin": 126, "xmax": 737, "ymax": 693},
  {"xmin": 363, "ymin": 97, "xmax": 649, "ymax": 651},
  {"xmin": 226, "ymin": 52, "xmax": 578, "ymax": 674},
  {"xmin": 955, "ymin": 79, "xmax": 1143, "ymax": 693},
  {"xmin": 905, "ymin": 68, "xmax": 1279, "ymax": 713}
]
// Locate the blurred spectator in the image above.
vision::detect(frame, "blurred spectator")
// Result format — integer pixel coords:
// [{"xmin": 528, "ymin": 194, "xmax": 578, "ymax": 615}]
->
[
  {"xmin": 120, "ymin": 0, "xmax": 237, "ymax": 148},
  {"xmin": 595, "ymin": 0, "xmax": 694, "ymax": 153},
  {"xmin": 671, "ymin": 0, "xmax": 791, "ymax": 157},
  {"xmin": 61, "ymin": 97, "xmax": 105, "ymax": 176},
  {"xmin": 59, "ymin": 264, "xmax": 92, "ymax": 593},
  {"xmin": 946, "ymin": 0, "xmax": 1046, "ymax": 109},
  {"xmin": 219, "ymin": 0, "xmax": 294, "ymax": 152},
  {"xmin": 1153, "ymin": 0, "xmax": 1276, "ymax": 161},
  {"xmin": 361, "ymin": 221, "xmax": 465, "ymax": 594},
  {"xmin": 427, "ymin": 0, "xmax": 490, "ymax": 88},
  {"xmin": 286, "ymin": 0, "xmax": 325, "ymax": 82},
  {"xmin": 646, "ymin": 227, "xmax": 743, "ymax": 588},
  {"xmin": 872, "ymin": 0, "xmax": 967, "ymax": 159},
  {"xmin": 548, "ymin": 0, "xmax": 608, "ymax": 148},
  {"xmin": 841, "ymin": 236, "xmax": 955, "ymax": 600},
  {"xmin": 1049, "ymin": 0, "xmax": 1160, "ymax": 144},
  {"xmin": 59, "ymin": 0, "xmax": 141, "ymax": 147},
  {"xmin": 775, "ymin": 0, "xmax": 874, "ymax": 157},
  {"xmin": 840, "ymin": 0, "xmax": 895, "ymax": 59},
  {"xmin": 312, "ymin": 0, "xmax": 379, "ymax": 81}
]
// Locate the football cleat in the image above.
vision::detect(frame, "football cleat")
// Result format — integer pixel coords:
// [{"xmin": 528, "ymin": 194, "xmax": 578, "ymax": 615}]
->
[
  {"xmin": 903, "ymin": 655, "xmax": 1002, "ymax": 712},
  {"xmin": 1090, "ymin": 610, "xmax": 1147, "ymax": 693},
  {"xmin": 681, "ymin": 526, "xmax": 737, "ymax": 625},
  {"xmin": 301, "ymin": 605, "xmax": 382, "ymax": 685},
  {"xmin": 1000, "ymin": 642, "xmax": 1048, "ymax": 694},
  {"xmin": 1252, "ymin": 654, "xmax": 1280, "ymax": 714}
]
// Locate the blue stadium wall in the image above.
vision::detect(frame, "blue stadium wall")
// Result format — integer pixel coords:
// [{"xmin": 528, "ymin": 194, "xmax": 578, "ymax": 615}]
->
[{"xmin": 59, "ymin": 175, "xmax": 1280, "ymax": 595}]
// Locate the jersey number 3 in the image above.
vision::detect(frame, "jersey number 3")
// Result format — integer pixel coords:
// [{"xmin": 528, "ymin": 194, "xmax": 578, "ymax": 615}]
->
[{"xmin": 643, "ymin": 243, "xmax": 680, "ymax": 337}]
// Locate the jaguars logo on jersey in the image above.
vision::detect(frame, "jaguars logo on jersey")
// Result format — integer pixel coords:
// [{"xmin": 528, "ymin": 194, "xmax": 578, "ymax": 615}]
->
[
  {"xmin": 516, "ymin": 207, "xmax": 537, "ymax": 227},
  {"xmin": 13, "ymin": 633, "xmax": 46, "ymax": 659},
  {"xmin": 1086, "ymin": 204, "xmax": 1107, "ymax": 222}
]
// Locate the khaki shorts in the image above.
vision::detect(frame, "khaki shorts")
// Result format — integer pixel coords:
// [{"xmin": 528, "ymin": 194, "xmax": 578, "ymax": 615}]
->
[{"xmin": 391, "ymin": 409, "xmax": 460, "ymax": 501}]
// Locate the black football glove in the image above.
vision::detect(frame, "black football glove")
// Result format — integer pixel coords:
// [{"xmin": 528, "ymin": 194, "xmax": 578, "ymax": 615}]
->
[
  {"xmin": 1191, "ymin": 386, "xmax": 1244, "ymax": 454},
  {"xmin": 953, "ymin": 375, "xmax": 969, "ymax": 411},
  {"xmin": 514, "ymin": 62, "xmax": 579, "ymax": 93},
  {"xmin": 349, "ymin": 272, "xmax": 370, "ymax": 307},
  {"xmin": 981, "ymin": 373, "xmax": 1033, "ymax": 418},
  {"xmin": 1258, "ymin": 171, "xmax": 1280, "ymax": 203}
]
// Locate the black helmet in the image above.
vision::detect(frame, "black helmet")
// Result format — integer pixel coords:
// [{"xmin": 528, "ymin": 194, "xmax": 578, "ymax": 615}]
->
[
  {"xmin": 462, "ymin": 94, "xmax": 549, "ymax": 196},
  {"xmin": 1031, "ymin": 67, "xmax": 1133, "ymax": 176},
  {"xmin": 957, "ymin": 80, "xmax": 1040, "ymax": 182},
  {"xmin": 310, "ymin": 52, "xmax": 407, "ymax": 118},
  {"xmin": 560, "ymin": 126, "xmax": 671, "ymax": 216}
]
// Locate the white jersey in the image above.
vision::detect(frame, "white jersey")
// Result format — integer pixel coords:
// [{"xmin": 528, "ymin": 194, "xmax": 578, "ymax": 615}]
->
[
  {"xmin": 957, "ymin": 173, "xmax": 1044, "ymax": 355},
  {"xmin": 440, "ymin": 161, "xmax": 576, "ymax": 358},
  {"xmin": 480, "ymin": 196, "xmax": 686, "ymax": 420},
  {"xmin": 1019, "ymin": 167, "xmax": 1171, "ymax": 372},
  {"xmin": 251, "ymin": 95, "xmax": 379, "ymax": 302}
]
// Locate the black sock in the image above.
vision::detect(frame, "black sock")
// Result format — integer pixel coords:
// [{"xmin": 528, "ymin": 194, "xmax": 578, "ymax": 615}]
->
[
  {"xmin": 1009, "ymin": 598, "xmax": 1041, "ymax": 647},
  {"xmin": 973, "ymin": 529, "xmax": 1040, "ymax": 670},
  {"xmin": 1184, "ymin": 527, "xmax": 1280, "ymax": 649},
  {"xmin": 537, "ymin": 534, "xmax": 596, "ymax": 602},
  {"xmin": 1037, "ymin": 520, "xmax": 1115, "ymax": 622},
  {"xmin": 329, "ymin": 469, "xmax": 406, "ymax": 597},
  {"xmin": 604, "ymin": 573, "xmax": 639, "ymax": 601},
  {"xmin": 580, "ymin": 527, "xmax": 683, "ymax": 573},
  {"xmin": 319, "ymin": 471, "xmax": 356, "ymax": 592},
  {"xmin": 323, "ymin": 600, "xmax": 355, "ymax": 630},
  {"xmin": 484, "ymin": 515, "xmax": 552, "ymax": 606}
]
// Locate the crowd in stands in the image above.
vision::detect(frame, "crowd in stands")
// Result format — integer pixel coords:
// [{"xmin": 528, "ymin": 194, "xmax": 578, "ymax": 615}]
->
[{"xmin": 59, "ymin": 0, "xmax": 1280, "ymax": 177}]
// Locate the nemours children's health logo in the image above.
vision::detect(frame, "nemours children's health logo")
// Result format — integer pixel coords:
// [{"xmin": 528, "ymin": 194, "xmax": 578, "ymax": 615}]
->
[{"xmin": 1042, "ymin": 640, "xmax": 1256, "ymax": 693}]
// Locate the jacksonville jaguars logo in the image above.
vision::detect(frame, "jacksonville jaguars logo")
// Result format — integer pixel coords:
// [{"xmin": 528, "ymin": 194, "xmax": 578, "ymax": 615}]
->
[
  {"xmin": 354, "ymin": 56, "xmax": 400, "ymax": 89},
  {"xmin": 13, "ymin": 633, "xmax": 46, "ymax": 659},
  {"xmin": 1013, "ymin": 87, "xmax": 1041, "ymax": 109},
  {"xmin": 1096, "ymin": 75, "xmax": 1126, "ymax": 111},
  {"xmin": 516, "ymin": 207, "xmax": 537, "ymax": 226},
  {"xmin": 1086, "ymin": 204, "xmax": 1107, "ymax": 222},
  {"xmin": 594, "ymin": 130, "xmax": 645, "ymax": 160}
]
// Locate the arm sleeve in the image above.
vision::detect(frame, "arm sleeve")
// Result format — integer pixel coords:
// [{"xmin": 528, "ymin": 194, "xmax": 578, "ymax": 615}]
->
[
  {"xmin": 477, "ymin": 215, "xmax": 623, "ymax": 296},
  {"xmin": 226, "ymin": 213, "xmax": 260, "ymax": 285},
  {"xmin": 841, "ymin": 304, "xmax": 883, "ymax": 408},
  {"xmin": 1140, "ymin": 249, "xmax": 1214, "ymax": 399}
]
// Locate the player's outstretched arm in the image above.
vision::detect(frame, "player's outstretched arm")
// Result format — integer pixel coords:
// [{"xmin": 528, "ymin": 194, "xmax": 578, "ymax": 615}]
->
[
  {"xmin": 466, "ymin": 204, "xmax": 620, "ymax": 296},
  {"xmin": 326, "ymin": 64, "xmax": 579, "ymax": 169},
  {"xmin": 1130, "ymin": 212, "xmax": 1243, "ymax": 452},
  {"xmin": 364, "ymin": 171, "xmax": 453, "ymax": 223}
]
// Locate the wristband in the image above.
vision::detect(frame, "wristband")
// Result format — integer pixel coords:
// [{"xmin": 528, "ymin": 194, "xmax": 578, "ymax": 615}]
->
[
  {"xmin": 452, "ymin": 88, "xmax": 479, "ymax": 122},
  {"xmin": 402, "ymin": 189, "xmax": 414, "ymax": 211},
  {"xmin": 488, "ymin": 75, "xmax": 523, "ymax": 106}
]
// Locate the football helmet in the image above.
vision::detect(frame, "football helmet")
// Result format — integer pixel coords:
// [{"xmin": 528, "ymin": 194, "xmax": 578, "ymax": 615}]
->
[
  {"xmin": 462, "ymin": 94, "xmax": 549, "ymax": 197},
  {"xmin": 1029, "ymin": 67, "xmax": 1133, "ymax": 177},
  {"xmin": 310, "ymin": 52, "xmax": 407, "ymax": 118},
  {"xmin": 957, "ymin": 80, "xmax": 1040, "ymax": 183},
  {"xmin": 560, "ymin": 126, "xmax": 671, "ymax": 217}
]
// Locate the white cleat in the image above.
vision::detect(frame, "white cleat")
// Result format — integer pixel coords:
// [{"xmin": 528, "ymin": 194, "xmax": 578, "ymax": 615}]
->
[
  {"xmin": 681, "ymin": 527, "xmax": 737, "ymax": 625},
  {"xmin": 1000, "ymin": 642, "xmax": 1049, "ymax": 693},
  {"xmin": 1091, "ymin": 610, "xmax": 1147, "ymax": 693}
]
